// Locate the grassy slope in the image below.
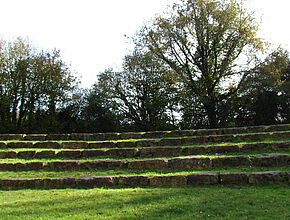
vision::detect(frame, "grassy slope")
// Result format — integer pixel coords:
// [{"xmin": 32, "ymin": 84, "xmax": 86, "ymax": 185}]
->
[{"xmin": 0, "ymin": 186, "xmax": 289, "ymax": 220}]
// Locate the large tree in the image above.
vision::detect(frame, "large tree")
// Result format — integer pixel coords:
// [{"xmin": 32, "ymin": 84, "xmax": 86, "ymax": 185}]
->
[{"xmin": 135, "ymin": 0, "xmax": 263, "ymax": 128}]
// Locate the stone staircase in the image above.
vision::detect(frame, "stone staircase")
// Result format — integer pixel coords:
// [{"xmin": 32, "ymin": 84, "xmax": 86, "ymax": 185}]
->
[{"xmin": 0, "ymin": 124, "xmax": 289, "ymax": 189}]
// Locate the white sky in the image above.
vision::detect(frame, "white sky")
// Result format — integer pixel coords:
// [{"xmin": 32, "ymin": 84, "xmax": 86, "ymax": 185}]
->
[{"xmin": 0, "ymin": 0, "xmax": 289, "ymax": 88}]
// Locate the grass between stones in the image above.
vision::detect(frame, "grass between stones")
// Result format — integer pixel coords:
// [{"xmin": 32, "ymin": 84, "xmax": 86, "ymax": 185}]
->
[
  {"xmin": 0, "ymin": 165, "xmax": 289, "ymax": 178},
  {"xmin": 0, "ymin": 186, "xmax": 289, "ymax": 220},
  {"xmin": 0, "ymin": 149, "xmax": 289, "ymax": 162}
]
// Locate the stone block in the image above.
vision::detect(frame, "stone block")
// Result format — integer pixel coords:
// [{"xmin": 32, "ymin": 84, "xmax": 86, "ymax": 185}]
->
[
  {"xmin": 23, "ymin": 134, "xmax": 46, "ymax": 141},
  {"xmin": 208, "ymin": 145, "xmax": 240, "ymax": 153},
  {"xmin": 181, "ymin": 146, "xmax": 208, "ymax": 156},
  {"xmin": 107, "ymin": 148, "xmax": 138, "ymax": 158},
  {"xmin": 252, "ymin": 154, "xmax": 290, "ymax": 167},
  {"xmin": 17, "ymin": 151, "xmax": 36, "ymax": 158},
  {"xmin": 212, "ymin": 156, "xmax": 251, "ymax": 167},
  {"xmin": 118, "ymin": 175, "xmax": 149, "ymax": 186},
  {"xmin": 80, "ymin": 160, "xmax": 126, "ymax": 169},
  {"xmin": 169, "ymin": 157, "xmax": 211, "ymax": 169},
  {"xmin": 240, "ymin": 143, "xmax": 270, "ymax": 152},
  {"xmin": 82, "ymin": 150, "xmax": 106, "ymax": 158},
  {"xmin": 0, "ymin": 134, "xmax": 23, "ymax": 140},
  {"xmin": 61, "ymin": 142, "xmax": 88, "ymax": 149},
  {"xmin": 128, "ymin": 159, "xmax": 168, "ymax": 169},
  {"xmin": 249, "ymin": 171, "xmax": 290, "ymax": 184},
  {"xmin": 150, "ymin": 175, "xmax": 187, "ymax": 186},
  {"xmin": 87, "ymin": 142, "xmax": 116, "ymax": 149},
  {"xmin": 46, "ymin": 161, "xmax": 81, "ymax": 170},
  {"xmin": 119, "ymin": 132, "xmax": 142, "ymax": 140},
  {"xmin": 34, "ymin": 142, "xmax": 61, "ymax": 149},
  {"xmin": 139, "ymin": 147, "xmax": 182, "ymax": 158},
  {"xmin": 0, "ymin": 178, "xmax": 43, "ymax": 189},
  {"xmin": 158, "ymin": 138, "xmax": 182, "ymax": 146},
  {"xmin": 0, "ymin": 142, "xmax": 7, "ymax": 148},
  {"xmin": 102, "ymin": 133, "xmax": 120, "ymax": 140},
  {"xmin": 42, "ymin": 177, "xmax": 77, "ymax": 188},
  {"xmin": 219, "ymin": 173, "xmax": 249, "ymax": 185},
  {"xmin": 187, "ymin": 172, "xmax": 219, "ymax": 185},
  {"xmin": 0, "ymin": 163, "xmax": 16, "ymax": 171},
  {"xmin": 15, "ymin": 162, "xmax": 44, "ymax": 171},
  {"xmin": 35, "ymin": 150, "xmax": 56, "ymax": 158},
  {"xmin": 0, "ymin": 151, "xmax": 17, "ymax": 158},
  {"xmin": 142, "ymin": 131, "xmax": 167, "ymax": 139},
  {"xmin": 45, "ymin": 134, "xmax": 69, "ymax": 140},
  {"xmin": 56, "ymin": 150, "xmax": 82, "ymax": 158},
  {"xmin": 7, "ymin": 142, "xmax": 34, "ymax": 149},
  {"xmin": 76, "ymin": 176, "xmax": 117, "ymax": 187},
  {"xmin": 136, "ymin": 140, "xmax": 158, "ymax": 147},
  {"xmin": 116, "ymin": 141, "xmax": 137, "ymax": 148}
]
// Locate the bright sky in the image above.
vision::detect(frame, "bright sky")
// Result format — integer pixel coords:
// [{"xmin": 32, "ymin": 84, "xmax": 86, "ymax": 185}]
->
[{"xmin": 0, "ymin": 0, "xmax": 289, "ymax": 88}]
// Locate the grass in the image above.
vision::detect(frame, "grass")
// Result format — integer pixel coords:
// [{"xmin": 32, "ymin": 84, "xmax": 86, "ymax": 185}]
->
[
  {"xmin": 0, "ymin": 185, "xmax": 289, "ymax": 219},
  {"xmin": 0, "ymin": 149, "xmax": 289, "ymax": 163},
  {"xmin": 0, "ymin": 165, "xmax": 289, "ymax": 178}
]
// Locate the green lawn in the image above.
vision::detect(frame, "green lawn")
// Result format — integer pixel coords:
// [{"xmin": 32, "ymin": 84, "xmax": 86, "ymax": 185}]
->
[
  {"xmin": 0, "ymin": 166, "xmax": 289, "ymax": 178},
  {"xmin": 0, "ymin": 186, "xmax": 289, "ymax": 219}
]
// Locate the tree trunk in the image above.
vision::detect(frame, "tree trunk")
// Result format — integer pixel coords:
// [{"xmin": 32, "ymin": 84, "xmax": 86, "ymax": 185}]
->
[{"xmin": 204, "ymin": 100, "xmax": 218, "ymax": 129}]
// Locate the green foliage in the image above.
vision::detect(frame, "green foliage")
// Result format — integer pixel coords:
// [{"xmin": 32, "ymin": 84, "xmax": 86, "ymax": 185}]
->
[{"xmin": 134, "ymin": 0, "xmax": 264, "ymax": 128}]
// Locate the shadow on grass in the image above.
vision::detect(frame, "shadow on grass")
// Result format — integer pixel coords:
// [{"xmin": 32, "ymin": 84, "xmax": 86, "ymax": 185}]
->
[{"xmin": 0, "ymin": 185, "xmax": 289, "ymax": 219}]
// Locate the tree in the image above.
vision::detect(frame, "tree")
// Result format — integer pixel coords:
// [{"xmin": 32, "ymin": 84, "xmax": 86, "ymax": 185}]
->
[
  {"xmin": 92, "ymin": 50, "xmax": 179, "ymax": 131},
  {"xmin": 135, "ymin": 0, "xmax": 263, "ymax": 128},
  {"xmin": 0, "ymin": 38, "xmax": 78, "ymax": 133}
]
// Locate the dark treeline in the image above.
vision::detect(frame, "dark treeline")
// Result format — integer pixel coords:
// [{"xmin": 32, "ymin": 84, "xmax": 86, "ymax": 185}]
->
[{"xmin": 1, "ymin": 0, "xmax": 290, "ymax": 133}]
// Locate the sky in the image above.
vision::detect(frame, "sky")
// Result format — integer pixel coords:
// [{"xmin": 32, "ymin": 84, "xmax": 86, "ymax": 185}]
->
[{"xmin": 0, "ymin": 0, "xmax": 289, "ymax": 88}]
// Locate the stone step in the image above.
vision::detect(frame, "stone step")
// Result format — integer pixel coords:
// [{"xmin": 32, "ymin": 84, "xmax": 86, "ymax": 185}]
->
[
  {"xmin": 0, "ymin": 124, "xmax": 289, "ymax": 141},
  {"xmin": 0, "ymin": 154, "xmax": 289, "ymax": 171},
  {"xmin": 0, "ymin": 141, "xmax": 289, "ymax": 159},
  {"xmin": 1, "ymin": 131, "xmax": 290, "ymax": 150},
  {"xmin": 0, "ymin": 171, "xmax": 289, "ymax": 189}
]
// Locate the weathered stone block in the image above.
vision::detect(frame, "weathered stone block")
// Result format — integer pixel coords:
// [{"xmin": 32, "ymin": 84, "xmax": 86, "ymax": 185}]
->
[
  {"xmin": 0, "ymin": 178, "xmax": 43, "ymax": 189},
  {"xmin": 42, "ymin": 177, "xmax": 77, "ymax": 188},
  {"xmin": 56, "ymin": 150, "xmax": 82, "ymax": 158},
  {"xmin": 169, "ymin": 157, "xmax": 211, "ymax": 169},
  {"xmin": 181, "ymin": 146, "xmax": 208, "ymax": 156},
  {"xmin": 139, "ymin": 147, "xmax": 182, "ymax": 158},
  {"xmin": 61, "ymin": 142, "xmax": 88, "ymax": 149},
  {"xmin": 240, "ymin": 143, "xmax": 270, "ymax": 152},
  {"xmin": 219, "ymin": 173, "xmax": 249, "ymax": 185},
  {"xmin": 249, "ymin": 171, "xmax": 290, "ymax": 184},
  {"xmin": 118, "ymin": 175, "xmax": 149, "ymax": 186},
  {"xmin": 212, "ymin": 156, "xmax": 251, "ymax": 167},
  {"xmin": 0, "ymin": 134, "xmax": 23, "ymax": 140},
  {"xmin": 187, "ymin": 173, "xmax": 219, "ymax": 185},
  {"xmin": 23, "ymin": 134, "xmax": 46, "ymax": 141},
  {"xmin": 128, "ymin": 159, "xmax": 168, "ymax": 169},
  {"xmin": 46, "ymin": 161, "xmax": 81, "ymax": 170},
  {"xmin": 252, "ymin": 154, "xmax": 290, "ymax": 167},
  {"xmin": 107, "ymin": 148, "xmax": 138, "ymax": 158},
  {"xmin": 150, "ymin": 175, "xmax": 187, "ymax": 186},
  {"xmin": 142, "ymin": 131, "xmax": 167, "ymax": 139},
  {"xmin": 45, "ymin": 134, "xmax": 69, "ymax": 140},
  {"xmin": 15, "ymin": 162, "xmax": 44, "ymax": 171},
  {"xmin": 119, "ymin": 132, "xmax": 142, "ymax": 140},
  {"xmin": 102, "ymin": 133, "xmax": 120, "ymax": 140},
  {"xmin": 158, "ymin": 138, "xmax": 182, "ymax": 146},
  {"xmin": 35, "ymin": 150, "xmax": 56, "ymax": 158},
  {"xmin": 76, "ymin": 176, "xmax": 116, "ymax": 187},
  {"xmin": 87, "ymin": 142, "xmax": 116, "ymax": 149},
  {"xmin": 0, "ymin": 142, "xmax": 7, "ymax": 148},
  {"xmin": 34, "ymin": 142, "xmax": 61, "ymax": 149},
  {"xmin": 17, "ymin": 151, "xmax": 36, "ymax": 158},
  {"xmin": 116, "ymin": 141, "xmax": 137, "ymax": 148},
  {"xmin": 80, "ymin": 160, "xmax": 126, "ymax": 169},
  {"xmin": 208, "ymin": 145, "xmax": 240, "ymax": 153},
  {"xmin": 0, "ymin": 151, "xmax": 17, "ymax": 158},
  {"xmin": 82, "ymin": 150, "xmax": 106, "ymax": 158},
  {"xmin": 7, "ymin": 142, "xmax": 34, "ymax": 148},
  {"xmin": 136, "ymin": 140, "xmax": 158, "ymax": 147}
]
